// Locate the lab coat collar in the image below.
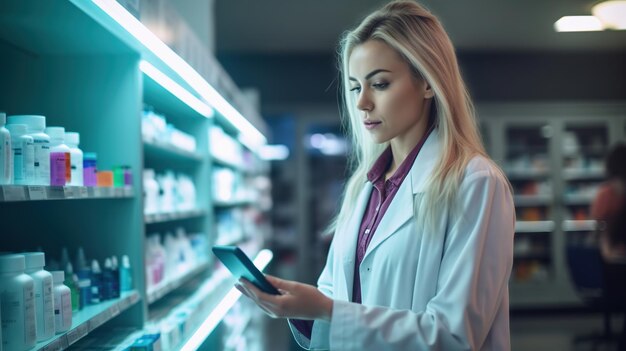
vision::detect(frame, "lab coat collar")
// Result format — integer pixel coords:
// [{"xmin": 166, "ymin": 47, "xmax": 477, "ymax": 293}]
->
[
  {"xmin": 363, "ymin": 128, "xmax": 441, "ymax": 261},
  {"xmin": 339, "ymin": 129, "xmax": 441, "ymax": 298}
]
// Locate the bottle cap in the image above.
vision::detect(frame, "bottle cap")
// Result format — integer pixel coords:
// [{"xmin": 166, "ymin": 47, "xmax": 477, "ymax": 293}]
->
[
  {"xmin": 0, "ymin": 254, "xmax": 26, "ymax": 273},
  {"xmin": 65, "ymin": 132, "xmax": 80, "ymax": 146},
  {"xmin": 45, "ymin": 126, "xmax": 66, "ymax": 141},
  {"xmin": 52, "ymin": 270, "xmax": 65, "ymax": 283},
  {"xmin": 23, "ymin": 252, "xmax": 46, "ymax": 269},
  {"xmin": 7, "ymin": 115, "xmax": 46, "ymax": 132}
]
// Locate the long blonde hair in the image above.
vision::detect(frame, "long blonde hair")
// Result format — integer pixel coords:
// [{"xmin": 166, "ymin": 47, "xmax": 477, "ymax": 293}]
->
[{"xmin": 331, "ymin": 1, "xmax": 502, "ymax": 234}]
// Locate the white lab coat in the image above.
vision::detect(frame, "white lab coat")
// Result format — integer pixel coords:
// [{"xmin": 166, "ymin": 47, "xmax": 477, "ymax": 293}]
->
[{"xmin": 289, "ymin": 129, "xmax": 515, "ymax": 350}]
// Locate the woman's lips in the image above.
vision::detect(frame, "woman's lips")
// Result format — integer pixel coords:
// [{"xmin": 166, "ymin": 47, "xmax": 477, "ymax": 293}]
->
[{"xmin": 364, "ymin": 120, "xmax": 382, "ymax": 130}]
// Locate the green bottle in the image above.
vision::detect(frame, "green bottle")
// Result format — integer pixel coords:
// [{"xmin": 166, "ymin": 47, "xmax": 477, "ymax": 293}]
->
[{"xmin": 65, "ymin": 262, "xmax": 81, "ymax": 311}]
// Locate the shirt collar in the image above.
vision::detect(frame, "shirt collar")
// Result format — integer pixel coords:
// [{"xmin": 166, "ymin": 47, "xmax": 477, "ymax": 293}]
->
[{"xmin": 366, "ymin": 123, "xmax": 436, "ymax": 187}]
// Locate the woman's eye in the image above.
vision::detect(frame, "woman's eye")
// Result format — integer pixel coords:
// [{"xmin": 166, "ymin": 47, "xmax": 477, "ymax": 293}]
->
[
  {"xmin": 372, "ymin": 82, "xmax": 389, "ymax": 90},
  {"xmin": 350, "ymin": 86, "xmax": 361, "ymax": 93}
]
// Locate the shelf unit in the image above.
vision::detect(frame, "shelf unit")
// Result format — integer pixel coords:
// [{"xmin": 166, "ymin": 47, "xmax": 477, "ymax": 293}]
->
[
  {"xmin": 479, "ymin": 103, "xmax": 626, "ymax": 308},
  {"xmin": 0, "ymin": 1, "xmax": 271, "ymax": 350}
]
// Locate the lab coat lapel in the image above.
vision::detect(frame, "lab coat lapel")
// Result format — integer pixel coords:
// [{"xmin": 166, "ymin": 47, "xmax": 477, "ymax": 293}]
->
[
  {"xmin": 362, "ymin": 129, "xmax": 441, "ymax": 260},
  {"xmin": 339, "ymin": 182, "xmax": 372, "ymax": 299}
]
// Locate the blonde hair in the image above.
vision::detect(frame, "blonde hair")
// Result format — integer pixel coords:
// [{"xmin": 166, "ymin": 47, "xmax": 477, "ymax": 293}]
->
[{"xmin": 330, "ymin": 1, "xmax": 503, "ymax": 234}]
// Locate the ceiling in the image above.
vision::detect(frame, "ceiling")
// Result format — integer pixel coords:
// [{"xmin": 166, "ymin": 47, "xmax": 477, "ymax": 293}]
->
[{"xmin": 215, "ymin": 0, "xmax": 626, "ymax": 53}]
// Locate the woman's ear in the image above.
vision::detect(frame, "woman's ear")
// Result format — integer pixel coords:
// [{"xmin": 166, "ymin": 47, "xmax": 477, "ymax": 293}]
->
[{"xmin": 424, "ymin": 82, "xmax": 434, "ymax": 99}]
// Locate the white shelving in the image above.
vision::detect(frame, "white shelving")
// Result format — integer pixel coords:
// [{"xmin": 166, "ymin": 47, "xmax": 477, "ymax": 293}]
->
[
  {"xmin": 147, "ymin": 261, "xmax": 210, "ymax": 304},
  {"xmin": 513, "ymin": 194, "xmax": 552, "ymax": 206},
  {"xmin": 32, "ymin": 291, "xmax": 141, "ymax": 351},
  {"xmin": 143, "ymin": 139, "xmax": 204, "ymax": 162},
  {"xmin": 0, "ymin": 185, "xmax": 134, "ymax": 202},
  {"xmin": 562, "ymin": 220, "xmax": 597, "ymax": 232},
  {"xmin": 515, "ymin": 221, "xmax": 555, "ymax": 233},
  {"xmin": 144, "ymin": 209, "xmax": 207, "ymax": 224}
]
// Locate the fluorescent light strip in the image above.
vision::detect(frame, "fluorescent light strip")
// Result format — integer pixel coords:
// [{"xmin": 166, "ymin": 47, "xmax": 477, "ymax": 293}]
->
[
  {"xmin": 180, "ymin": 249, "xmax": 274, "ymax": 351},
  {"xmin": 139, "ymin": 60, "xmax": 213, "ymax": 118},
  {"xmin": 92, "ymin": 0, "xmax": 267, "ymax": 147},
  {"xmin": 554, "ymin": 16, "xmax": 604, "ymax": 32}
]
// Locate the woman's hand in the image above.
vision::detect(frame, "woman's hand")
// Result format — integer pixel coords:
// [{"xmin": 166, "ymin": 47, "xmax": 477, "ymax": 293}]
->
[{"xmin": 235, "ymin": 275, "xmax": 333, "ymax": 322}]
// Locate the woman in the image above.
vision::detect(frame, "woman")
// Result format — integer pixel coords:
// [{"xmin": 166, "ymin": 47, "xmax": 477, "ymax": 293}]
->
[
  {"xmin": 592, "ymin": 143, "xmax": 626, "ymax": 262},
  {"xmin": 236, "ymin": 1, "xmax": 515, "ymax": 350}
]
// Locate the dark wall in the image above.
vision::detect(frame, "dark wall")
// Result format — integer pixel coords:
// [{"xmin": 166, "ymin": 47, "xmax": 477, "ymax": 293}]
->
[{"xmin": 218, "ymin": 50, "xmax": 626, "ymax": 108}]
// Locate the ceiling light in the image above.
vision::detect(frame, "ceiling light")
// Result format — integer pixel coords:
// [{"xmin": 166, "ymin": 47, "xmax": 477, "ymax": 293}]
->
[
  {"xmin": 554, "ymin": 16, "xmax": 604, "ymax": 32},
  {"xmin": 592, "ymin": 0, "xmax": 626, "ymax": 30}
]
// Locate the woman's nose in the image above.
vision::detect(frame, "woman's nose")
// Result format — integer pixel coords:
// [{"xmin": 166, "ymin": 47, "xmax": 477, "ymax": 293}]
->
[{"xmin": 356, "ymin": 92, "xmax": 373, "ymax": 112}]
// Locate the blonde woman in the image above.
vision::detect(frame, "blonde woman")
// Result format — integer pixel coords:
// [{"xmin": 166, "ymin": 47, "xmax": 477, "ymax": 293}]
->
[{"xmin": 236, "ymin": 1, "xmax": 515, "ymax": 350}]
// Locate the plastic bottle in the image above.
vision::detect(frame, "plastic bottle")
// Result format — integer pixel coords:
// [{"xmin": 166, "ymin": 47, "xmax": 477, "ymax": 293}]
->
[
  {"xmin": 64, "ymin": 262, "xmax": 80, "ymax": 312},
  {"xmin": 90, "ymin": 260, "xmax": 102, "ymax": 304},
  {"xmin": 110, "ymin": 256, "xmax": 120, "ymax": 298},
  {"xmin": 51, "ymin": 271, "xmax": 72, "ymax": 333},
  {"xmin": 0, "ymin": 254, "xmax": 37, "ymax": 350},
  {"xmin": 64, "ymin": 132, "xmax": 83, "ymax": 186},
  {"xmin": 6, "ymin": 124, "xmax": 34, "ymax": 185},
  {"xmin": 143, "ymin": 169, "xmax": 159, "ymax": 214},
  {"xmin": 74, "ymin": 247, "xmax": 91, "ymax": 308},
  {"xmin": 101, "ymin": 258, "xmax": 114, "ymax": 300},
  {"xmin": 83, "ymin": 153, "xmax": 97, "ymax": 187},
  {"xmin": 7, "ymin": 115, "xmax": 50, "ymax": 186},
  {"xmin": 23, "ymin": 252, "xmax": 55, "ymax": 342},
  {"xmin": 45, "ymin": 127, "xmax": 71, "ymax": 186},
  {"xmin": 120, "ymin": 255, "xmax": 133, "ymax": 292},
  {"xmin": 0, "ymin": 113, "xmax": 12, "ymax": 185}
]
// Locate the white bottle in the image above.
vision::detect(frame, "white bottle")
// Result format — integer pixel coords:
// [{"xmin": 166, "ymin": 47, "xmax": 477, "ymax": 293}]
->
[
  {"xmin": 45, "ymin": 127, "xmax": 71, "ymax": 187},
  {"xmin": 23, "ymin": 253, "xmax": 55, "ymax": 342},
  {"xmin": 51, "ymin": 271, "xmax": 72, "ymax": 333},
  {"xmin": 120, "ymin": 255, "xmax": 133, "ymax": 292},
  {"xmin": 143, "ymin": 169, "xmax": 159, "ymax": 215},
  {"xmin": 7, "ymin": 115, "xmax": 50, "ymax": 186},
  {"xmin": 64, "ymin": 132, "xmax": 83, "ymax": 186},
  {"xmin": 0, "ymin": 254, "xmax": 37, "ymax": 351},
  {"xmin": 0, "ymin": 113, "xmax": 12, "ymax": 185},
  {"xmin": 5, "ymin": 124, "xmax": 34, "ymax": 185}
]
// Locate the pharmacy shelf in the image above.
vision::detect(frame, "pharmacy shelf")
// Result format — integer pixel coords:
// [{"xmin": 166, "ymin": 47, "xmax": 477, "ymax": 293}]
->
[
  {"xmin": 515, "ymin": 221, "xmax": 555, "ymax": 233},
  {"xmin": 506, "ymin": 169, "xmax": 550, "ymax": 180},
  {"xmin": 215, "ymin": 233, "xmax": 249, "ymax": 247},
  {"xmin": 213, "ymin": 199, "xmax": 255, "ymax": 208},
  {"xmin": 563, "ymin": 169, "xmax": 605, "ymax": 180},
  {"xmin": 177, "ymin": 249, "xmax": 272, "ymax": 351},
  {"xmin": 563, "ymin": 194, "xmax": 595, "ymax": 205},
  {"xmin": 147, "ymin": 260, "xmax": 211, "ymax": 304},
  {"xmin": 0, "ymin": 185, "xmax": 134, "ymax": 202},
  {"xmin": 513, "ymin": 252, "xmax": 551, "ymax": 261},
  {"xmin": 144, "ymin": 209, "xmax": 207, "ymax": 224},
  {"xmin": 513, "ymin": 195, "xmax": 553, "ymax": 206},
  {"xmin": 212, "ymin": 154, "xmax": 245, "ymax": 171},
  {"xmin": 143, "ymin": 139, "xmax": 204, "ymax": 163},
  {"xmin": 31, "ymin": 291, "xmax": 141, "ymax": 351},
  {"xmin": 563, "ymin": 220, "xmax": 597, "ymax": 232}
]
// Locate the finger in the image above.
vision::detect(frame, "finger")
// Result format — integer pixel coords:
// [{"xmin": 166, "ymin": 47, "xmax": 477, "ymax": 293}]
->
[
  {"xmin": 241, "ymin": 279, "xmax": 281, "ymax": 304},
  {"xmin": 235, "ymin": 284, "xmax": 251, "ymax": 298},
  {"xmin": 265, "ymin": 275, "xmax": 293, "ymax": 290}
]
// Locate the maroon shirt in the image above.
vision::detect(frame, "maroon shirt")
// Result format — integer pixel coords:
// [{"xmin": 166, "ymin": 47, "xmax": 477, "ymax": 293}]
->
[{"xmin": 290, "ymin": 125, "xmax": 434, "ymax": 338}]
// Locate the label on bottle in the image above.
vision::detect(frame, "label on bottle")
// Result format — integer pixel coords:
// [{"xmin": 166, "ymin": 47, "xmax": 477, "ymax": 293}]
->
[
  {"xmin": 24, "ymin": 283, "xmax": 36, "ymax": 345},
  {"xmin": 50, "ymin": 152, "xmax": 67, "ymax": 186},
  {"xmin": 13, "ymin": 144, "xmax": 24, "ymax": 182},
  {"xmin": 23, "ymin": 140, "xmax": 35, "ymax": 184},
  {"xmin": 43, "ymin": 278, "xmax": 54, "ymax": 337},
  {"xmin": 33, "ymin": 139, "xmax": 50, "ymax": 185},
  {"xmin": 64, "ymin": 152, "xmax": 71, "ymax": 183},
  {"xmin": 0, "ymin": 138, "xmax": 11, "ymax": 184},
  {"xmin": 61, "ymin": 291, "xmax": 72, "ymax": 329},
  {"xmin": 1, "ymin": 289, "xmax": 20, "ymax": 350}
]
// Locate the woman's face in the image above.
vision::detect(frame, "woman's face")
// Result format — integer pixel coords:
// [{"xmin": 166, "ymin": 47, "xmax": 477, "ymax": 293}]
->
[{"xmin": 348, "ymin": 39, "xmax": 433, "ymax": 146}]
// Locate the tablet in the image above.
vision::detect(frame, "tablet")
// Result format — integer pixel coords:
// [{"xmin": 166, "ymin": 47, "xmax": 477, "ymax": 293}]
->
[{"xmin": 212, "ymin": 245, "xmax": 280, "ymax": 295}]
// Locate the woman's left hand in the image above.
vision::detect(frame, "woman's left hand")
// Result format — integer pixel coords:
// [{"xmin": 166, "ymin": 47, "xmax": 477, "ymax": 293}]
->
[{"xmin": 235, "ymin": 275, "xmax": 333, "ymax": 322}]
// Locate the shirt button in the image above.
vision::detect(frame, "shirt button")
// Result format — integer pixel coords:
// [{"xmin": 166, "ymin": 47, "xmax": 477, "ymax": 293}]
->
[
  {"xmin": 375, "ymin": 205, "xmax": 380, "ymax": 211},
  {"xmin": 365, "ymin": 228, "xmax": 370, "ymax": 234}
]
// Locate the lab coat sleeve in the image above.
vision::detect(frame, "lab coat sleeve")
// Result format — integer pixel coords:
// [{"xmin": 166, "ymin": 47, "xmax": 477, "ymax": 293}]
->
[
  {"xmin": 288, "ymin": 239, "xmax": 336, "ymax": 350},
  {"xmin": 328, "ymin": 170, "xmax": 515, "ymax": 350}
]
